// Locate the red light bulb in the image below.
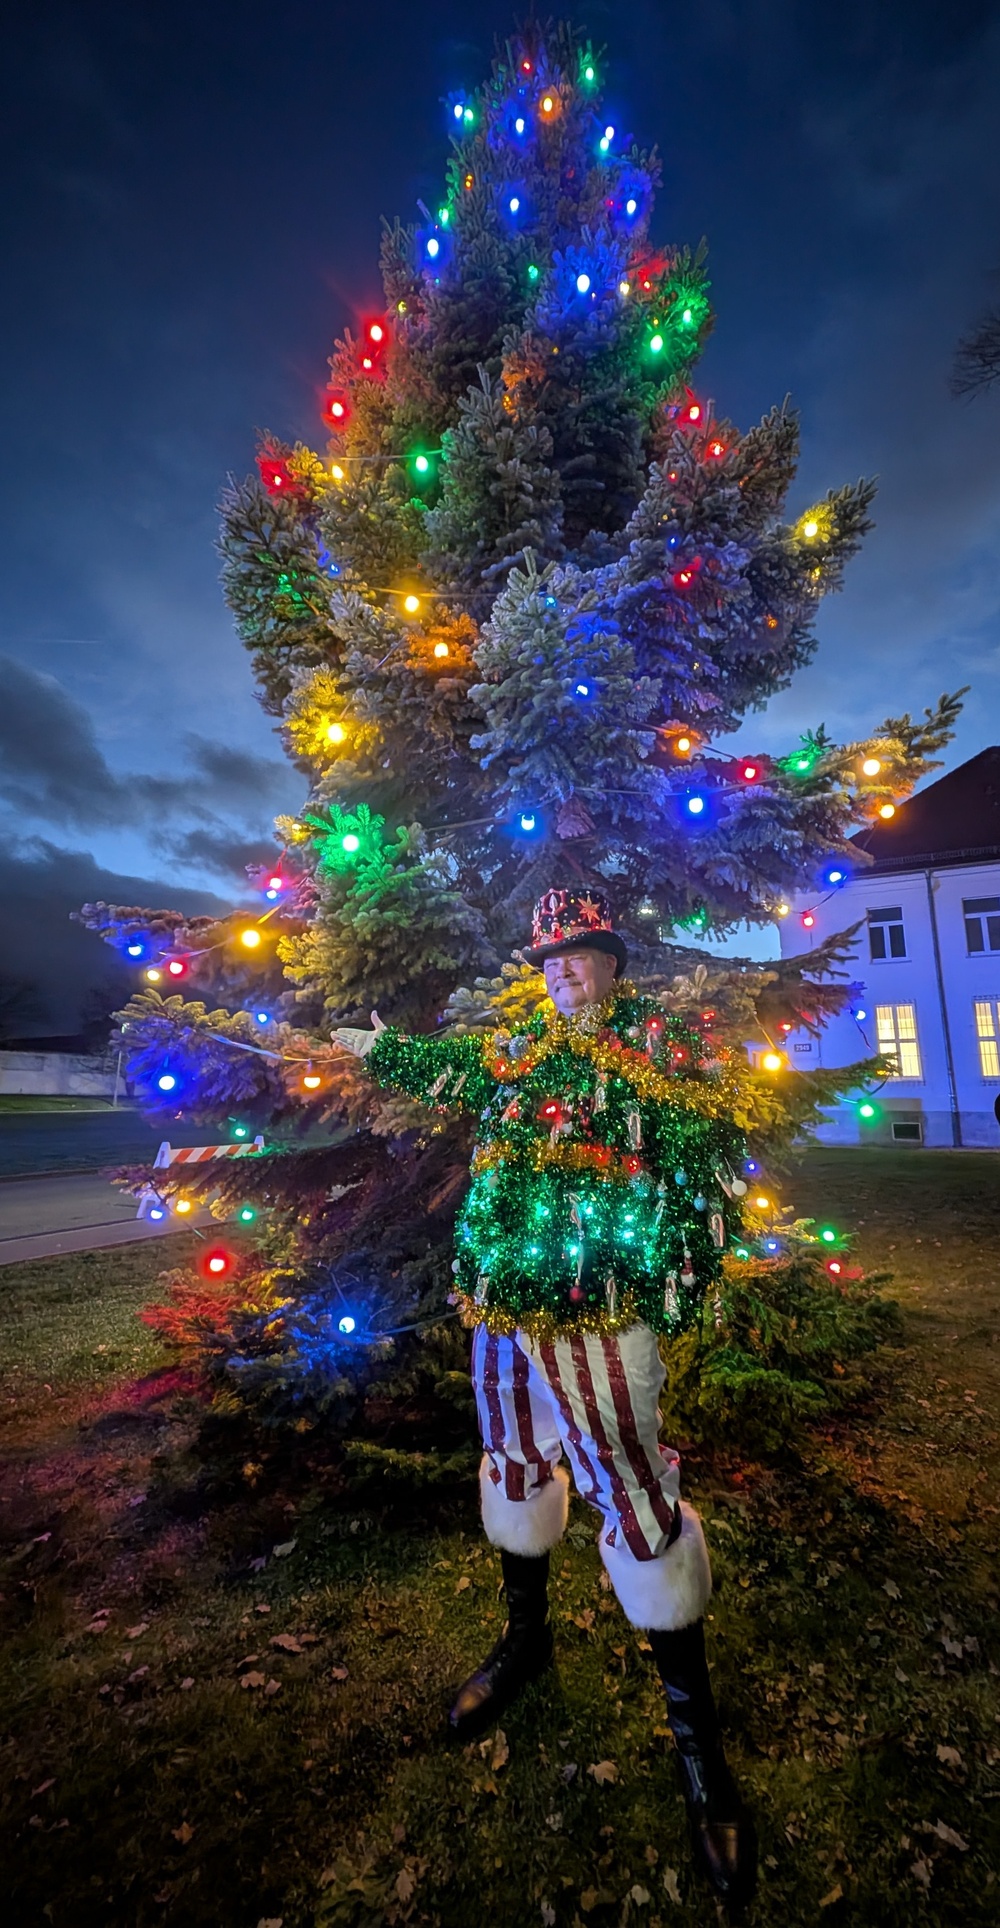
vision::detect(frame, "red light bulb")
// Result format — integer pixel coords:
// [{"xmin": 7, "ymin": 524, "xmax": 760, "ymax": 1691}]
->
[
  {"xmin": 267, "ymin": 874, "xmax": 283, "ymax": 891},
  {"xmin": 802, "ymin": 912, "xmax": 815, "ymax": 929},
  {"xmin": 167, "ymin": 958, "xmax": 186, "ymax": 977},
  {"xmin": 361, "ymin": 356, "xmax": 373, "ymax": 370},
  {"xmin": 368, "ymin": 321, "xmax": 385, "ymax": 344},
  {"xmin": 204, "ymin": 1248, "xmax": 231, "ymax": 1277},
  {"xmin": 741, "ymin": 762, "xmax": 759, "ymax": 782}
]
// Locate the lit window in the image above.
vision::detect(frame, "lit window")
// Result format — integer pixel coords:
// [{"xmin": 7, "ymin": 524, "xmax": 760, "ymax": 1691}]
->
[
  {"xmin": 964, "ymin": 897, "xmax": 1000, "ymax": 955},
  {"xmin": 868, "ymin": 906, "xmax": 906, "ymax": 960},
  {"xmin": 875, "ymin": 1003, "xmax": 921, "ymax": 1079},
  {"xmin": 974, "ymin": 999, "xmax": 1000, "ymax": 1078}
]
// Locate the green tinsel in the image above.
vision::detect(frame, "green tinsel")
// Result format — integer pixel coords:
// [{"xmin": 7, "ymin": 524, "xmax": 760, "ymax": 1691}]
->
[{"xmin": 367, "ymin": 988, "xmax": 746, "ymax": 1339}]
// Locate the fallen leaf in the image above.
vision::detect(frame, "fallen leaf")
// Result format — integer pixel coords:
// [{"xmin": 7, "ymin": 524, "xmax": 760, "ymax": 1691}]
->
[
  {"xmin": 179, "ymin": 1677, "xmax": 195, "ymax": 1691},
  {"xmin": 330, "ymin": 1666, "xmax": 349, "ymax": 1681},
  {"xmin": 882, "ymin": 1579, "xmax": 901, "ymax": 1600},
  {"xmin": 257, "ymin": 1919, "xmax": 283, "ymax": 1927},
  {"xmin": 31, "ymin": 1780, "xmax": 55, "ymax": 1796},
  {"xmin": 630, "ymin": 1885, "xmax": 651, "ymax": 1905},
  {"xmin": 573, "ymin": 1609, "xmax": 596, "ymax": 1631},
  {"xmin": 395, "ymin": 1868, "xmax": 416, "ymax": 1902},
  {"xmin": 894, "ymin": 1667, "xmax": 909, "ymax": 1683},
  {"xmin": 126, "ymin": 1623, "xmax": 149, "ymax": 1639},
  {"xmin": 264, "ymin": 1678, "xmax": 282, "ymax": 1696},
  {"xmin": 455, "ymin": 1576, "xmax": 471, "ymax": 1592},
  {"xmin": 818, "ymin": 1884, "xmax": 842, "ymax": 1908},
  {"xmin": 580, "ymin": 1891, "xmax": 599, "ymax": 1913},
  {"xmin": 560, "ymin": 1761, "xmax": 578, "ymax": 1783},
  {"xmin": 237, "ymin": 1654, "xmax": 261, "ymax": 1668},
  {"xmin": 249, "ymin": 1556, "xmax": 267, "ymax": 1573},
  {"xmin": 171, "ymin": 1821, "xmax": 194, "ymax": 1845},
  {"xmin": 541, "ymin": 1905, "xmax": 556, "ymax": 1927},
  {"xmin": 272, "ymin": 1540, "xmax": 297, "ymax": 1559},
  {"xmin": 910, "ymin": 1857, "xmax": 932, "ymax": 1889},
  {"xmin": 926, "ymin": 1819, "xmax": 969, "ymax": 1850},
  {"xmin": 127, "ymin": 1666, "xmax": 149, "ymax": 1685},
  {"xmin": 254, "ymin": 1602, "xmax": 271, "ymax": 1614},
  {"xmin": 588, "ymin": 1759, "xmax": 618, "ymax": 1785},
  {"xmin": 545, "ymin": 1811, "xmax": 562, "ymax": 1831},
  {"xmin": 942, "ymin": 1637, "xmax": 964, "ymax": 1658},
  {"xmin": 240, "ymin": 1671, "xmax": 266, "ymax": 1690},
  {"xmin": 32, "ymin": 1532, "xmax": 52, "ymax": 1544},
  {"xmin": 491, "ymin": 1730, "xmax": 509, "ymax": 1771},
  {"xmin": 936, "ymin": 1744, "xmax": 963, "ymax": 1768},
  {"xmin": 662, "ymin": 1867, "xmax": 681, "ymax": 1904},
  {"xmin": 86, "ymin": 1617, "xmax": 110, "ymax": 1635},
  {"xmin": 270, "ymin": 1634, "xmax": 304, "ymax": 1653}
]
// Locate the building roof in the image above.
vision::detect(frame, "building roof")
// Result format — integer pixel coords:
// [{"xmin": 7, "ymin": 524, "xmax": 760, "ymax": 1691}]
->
[{"xmin": 851, "ymin": 745, "xmax": 1000, "ymax": 873}]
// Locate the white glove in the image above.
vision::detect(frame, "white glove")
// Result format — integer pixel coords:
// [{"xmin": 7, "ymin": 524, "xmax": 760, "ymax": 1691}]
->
[{"xmin": 331, "ymin": 1011, "xmax": 387, "ymax": 1058}]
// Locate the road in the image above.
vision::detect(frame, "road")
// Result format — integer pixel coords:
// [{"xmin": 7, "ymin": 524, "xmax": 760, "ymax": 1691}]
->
[{"xmin": 0, "ymin": 1171, "xmax": 210, "ymax": 1265}]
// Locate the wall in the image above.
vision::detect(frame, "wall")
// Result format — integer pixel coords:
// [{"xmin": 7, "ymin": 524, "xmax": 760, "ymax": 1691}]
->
[
  {"xmin": 0, "ymin": 1051, "xmax": 119, "ymax": 1097},
  {"xmin": 777, "ymin": 858, "xmax": 1000, "ymax": 1149}
]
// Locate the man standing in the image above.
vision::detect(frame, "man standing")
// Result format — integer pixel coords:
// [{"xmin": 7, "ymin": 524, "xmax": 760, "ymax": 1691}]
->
[{"xmin": 334, "ymin": 887, "xmax": 757, "ymax": 1908}]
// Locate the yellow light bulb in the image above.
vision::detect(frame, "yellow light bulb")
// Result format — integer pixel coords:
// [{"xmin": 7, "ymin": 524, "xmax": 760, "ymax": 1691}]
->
[
  {"xmin": 302, "ymin": 1071, "xmax": 322, "ymax": 1090},
  {"xmin": 762, "ymin": 1051, "xmax": 783, "ymax": 1072},
  {"xmin": 403, "ymin": 594, "xmax": 420, "ymax": 614},
  {"xmin": 619, "ymin": 280, "xmax": 630, "ymax": 296},
  {"xmin": 326, "ymin": 722, "xmax": 345, "ymax": 744},
  {"xmin": 174, "ymin": 1198, "xmax": 192, "ymax": 1215},
  {"xmin": 330, "ymin": 463, "xmax": 345, "ymax": 481},
  {"xmin": 240, "ymin": 929, "xmax": 262, "ymax": 949},
  {"xmin": 862, "ymin": 756, "xmax": 881, "ymax": 776},
  {"xmin": 433, "ymin": 641, "xmax": 450, "ymax": 658},
  {"xmin": 541, "ymin": 94, "xmax": 554, "ymax": 112},
  {"xmin": 776, "ymin": 902, "xmax": 790, "ymax": 918},
  {"xmin": 676, "ymin": 735, "xmax": 692, "ymax": 755},
  {"xmin": 879, "ymin": 803, "xmax": 896, "ymax": 819},
  {"xmin": 802, "ymin": 518, "xmax": 819, "ymax": 539},
  {"xmin": 755, "ymin": 1195, "xmax": 770, "ymax": 1210}
]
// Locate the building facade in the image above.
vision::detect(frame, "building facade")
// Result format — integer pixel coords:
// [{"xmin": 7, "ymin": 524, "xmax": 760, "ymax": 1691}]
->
[{"xmin": 777, "ymin": 746, "xmax": 1000, "ymax": 1149}]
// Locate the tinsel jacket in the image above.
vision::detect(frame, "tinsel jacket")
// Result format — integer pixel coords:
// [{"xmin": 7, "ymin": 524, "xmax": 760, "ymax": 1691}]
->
[{"xmin": 367, "ymin": 983, "xmax": 748, "ymax": 1341}]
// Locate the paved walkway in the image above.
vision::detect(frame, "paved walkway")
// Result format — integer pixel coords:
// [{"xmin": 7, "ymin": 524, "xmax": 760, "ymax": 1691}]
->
[{"xmin": 0, "ymin": 1172, "xmax": 208, "ymax": 1265}]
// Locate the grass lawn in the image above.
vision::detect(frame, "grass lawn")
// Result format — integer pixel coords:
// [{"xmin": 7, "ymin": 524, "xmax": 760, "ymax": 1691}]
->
[
  {"xmin": 0, "ymin": 1095, "xmax": 120, "ymax": 1113},
  {"xmin": 1, "ymin": 1150, "xmax": 998, "ymax": 1926}
]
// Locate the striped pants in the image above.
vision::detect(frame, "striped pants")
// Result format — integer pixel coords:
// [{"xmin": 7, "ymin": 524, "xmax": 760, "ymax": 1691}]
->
[{"xmin": 471, "ymin": 1321, "xmax": 712, "ymax": 1633}]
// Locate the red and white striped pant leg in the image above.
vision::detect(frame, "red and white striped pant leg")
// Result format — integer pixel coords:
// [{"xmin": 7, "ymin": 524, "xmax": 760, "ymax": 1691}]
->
[
  {"xmin": 470, "ymin": 1324, "xmax": 570, "ymax": 1557},
  {"xmin": 528, "ymin": 1322, "xmax": 712, "ymax": 1632}
]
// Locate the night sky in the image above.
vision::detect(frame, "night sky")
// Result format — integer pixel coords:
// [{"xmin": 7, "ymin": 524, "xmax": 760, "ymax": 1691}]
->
[{"xmin": 3, "ymin": 0, "xmax": 1000, "ymax": 1029}]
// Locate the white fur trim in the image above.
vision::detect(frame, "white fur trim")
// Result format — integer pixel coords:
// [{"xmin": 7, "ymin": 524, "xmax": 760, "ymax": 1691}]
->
[
  {"xmin": 599, "ymin": 1500, "xmax": 712, "ymax": 1631},
  {"xmin": 479, "ymin": 1457, "xmax": 570, "ymax": 1555}
]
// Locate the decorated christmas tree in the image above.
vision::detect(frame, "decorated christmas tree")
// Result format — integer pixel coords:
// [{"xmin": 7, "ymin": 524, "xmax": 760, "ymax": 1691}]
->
[{"xmin": 80, "ymin": 22, "xmax": 958, "ymax": 1439}]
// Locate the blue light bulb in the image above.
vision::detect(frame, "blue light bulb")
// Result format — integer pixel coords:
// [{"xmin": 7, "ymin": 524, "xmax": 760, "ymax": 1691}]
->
[
  {"xmin": 126, "ymin": 941, "xmax": 143, "ymax": 957},
  {"xmin": 255, "ymin": 1010, "xmax": 270, "ymax": 1025},
  {"xmin": 426, "ymin": 236, "xmax": 440, "ymax": 258},
  {"xmin": 157, "ymin": 1072, "xmax": 177, "ymax": 1092},
  {"xmin": 625, "ymin": 197, "xmax": 637, "ymax": 215},
  {"xmin": 519, "ymin": 813, "xmax": 537, "ymax": 832},
  {"xmin": 149, "ymin": 1206, "xmax": 165, "ymax": 1221},
  {"xmin": 338, "ymin": 1315, "xmax": 356, "ymax": 1335},
  {"xmin": 509, "ymin": 195, "xmax": 520, "ymax": 213},
  {"xmin": 453, "ymin": 102, "xmax": 463, "ymax": 120},
  {"xmin": 576, "ymin": 272, "xmax": 591, "ymax": 293},
  {"xmin": 515, "ymin": 116, "xmax": 525, "ymax": 134},
  {"xmin": 575, "ymin": 682, "xmax": 590, "ymax": 696},
  {"xmin": 685, "ymin": 795, "xmax": 706, "ymax": 816}
]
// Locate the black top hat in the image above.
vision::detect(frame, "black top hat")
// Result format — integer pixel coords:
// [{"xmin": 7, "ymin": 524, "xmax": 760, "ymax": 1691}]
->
[{"xmin": 520, "ymin": 886, "xmax": 628, "ymax": 973}]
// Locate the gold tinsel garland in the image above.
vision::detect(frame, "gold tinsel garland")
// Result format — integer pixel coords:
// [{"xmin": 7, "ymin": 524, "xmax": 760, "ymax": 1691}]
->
[
  {"xmin": 480, "ymin": 981, "xmax": 752, "ymax": 1126},
  {"xmin": 450, "ymin": 1283, "xmax": 651, "ymax": 1342}
]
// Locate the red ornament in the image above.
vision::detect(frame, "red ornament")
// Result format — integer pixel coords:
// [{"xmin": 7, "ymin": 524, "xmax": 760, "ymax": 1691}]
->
[
  {"xmin": 569, "ymin": 1285, "xmax": 584, "ymax": 1302},
  {"xmin": 622, "ymin": 1153, "xmax": 643, "ymax": 1175}
]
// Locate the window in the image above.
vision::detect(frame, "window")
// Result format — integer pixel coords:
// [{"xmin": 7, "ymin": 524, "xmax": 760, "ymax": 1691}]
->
[
  {"xmin": 868, "ymin": 906, "xmax": 906, "ymax": 960},
  {"xmin": 876, "ymin": 1003, "xmax": 922, "ymax": 1078},
  {"xmin": 974, "ymin": 999, "xmax": 1000, "ymax": 1078},
  {"xmin": 964, "ymin": 898, "xmax": 1000, "ymax": 954},
  {"xmin": 891, "ymin": 1118, "xmax": 923, "ymax": 1143}
]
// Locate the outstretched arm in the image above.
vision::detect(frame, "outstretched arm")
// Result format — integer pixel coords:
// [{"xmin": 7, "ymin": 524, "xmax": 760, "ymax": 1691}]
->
[{"xmin": 332, "ymin": 1013, "xmax": 499, "ymax": 1113}]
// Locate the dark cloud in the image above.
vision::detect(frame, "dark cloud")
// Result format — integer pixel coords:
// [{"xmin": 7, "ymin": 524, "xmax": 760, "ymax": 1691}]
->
[
  {"xmin": 165, "ymin": 826, "xmax": 282, "ymax": 879},
  {"xmin": 0, "ymin": 838, "xmax": 230, "ymax": 1035},
  {"xmin": 0, "ymin": 655, "xmax": 299, "ymax": 830}
]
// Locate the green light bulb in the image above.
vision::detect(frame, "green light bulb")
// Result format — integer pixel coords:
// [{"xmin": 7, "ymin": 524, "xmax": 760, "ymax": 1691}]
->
[
  {"xmin": 859, "ymin": 1101, "xmax": 876, "ymax": 1119},
  {"xmin": 527, "ymin": 263, "xmax": 539, "ymax": 281},
  {"xmin": 342, "ymin": 833, "xmax": 360, "ymax": 852},
  {"xmin": 820, "ymin": 1227, "xmax": 837, "ymax": 1244},
  {"xmin": 438, "ymin": 206, "xmax": 450, "ymax": 225},
  {"xmin": 681, "ymin": 307, "xmax": 693, "ymax": 325},
  {"xmin": 650, "ymin": 333, "xmax": 664, "ymax": 353},
  {"xmin": 239, "ymin": 1206, "xmax": 256, "ymax": 1223},
  {"xmin": 414, "ymin": 454, "xmax": 430, "ymax": 473}
]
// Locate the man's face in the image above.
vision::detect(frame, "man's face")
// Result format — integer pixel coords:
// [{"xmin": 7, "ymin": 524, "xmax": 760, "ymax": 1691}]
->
[{"xmin": 543, "ymin": 946, "xmax": 618, "ymax": 1014}]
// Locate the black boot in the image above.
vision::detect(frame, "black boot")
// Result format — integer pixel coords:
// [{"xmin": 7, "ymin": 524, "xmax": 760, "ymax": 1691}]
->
[
  {"xmin": 448, "ymin": 1549, "xmax": 553, "ymax": 1741},
  {"xmin": 648, "ymin": 1619, "xmax": 758, "ymax": 1913}
]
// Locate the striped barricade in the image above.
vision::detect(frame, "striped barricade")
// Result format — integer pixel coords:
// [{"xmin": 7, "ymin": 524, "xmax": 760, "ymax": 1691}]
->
[{"xmin": 136, "ymin": 1137, "xmax": 265, "ymax": 1217}]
